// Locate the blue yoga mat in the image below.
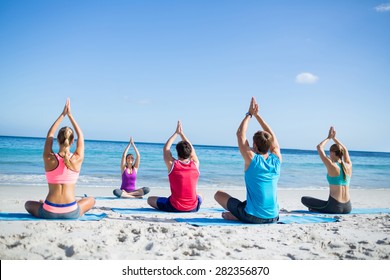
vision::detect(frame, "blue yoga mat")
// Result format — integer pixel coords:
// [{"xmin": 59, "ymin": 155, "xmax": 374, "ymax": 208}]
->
[
  {"xmin": 82, "ymin": 195, "xmax": 146, "ymax": 200},
  {"xmin": 111, "ymin": 207, "xmax": 225, "ymax": 214},
  {"xmin": 95, "ymin": 197, "xmax": 146, "ymax": 200},
  {"xmin": 94, "ymin": 197, "xmax": 121, "ymax": 200},
  {"xmin": 174, "ymin": 215, "xmax": 338, "ymax": 226},
  {"xmin": 0, "ymin": 212, "xmax": 107, "ymax": 221},
  {"xmin": 288, "ymin": 208, "xmax": 390, "ymax": 215}
]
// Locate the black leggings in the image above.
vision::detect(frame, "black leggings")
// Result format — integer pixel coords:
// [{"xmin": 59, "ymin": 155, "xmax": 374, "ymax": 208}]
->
[{"xmin": 301, "ymin": 195, "xmax": 352, "ymax": 214}]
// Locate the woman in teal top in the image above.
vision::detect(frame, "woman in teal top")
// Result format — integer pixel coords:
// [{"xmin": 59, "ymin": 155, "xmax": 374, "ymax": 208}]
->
[
  {"xmin": 214, "ymin": 97, "xmax": 282, "ymax": 224},
  {"xmin": 301, "ymin": 127, "xmax": 352, "ymax": 213}
]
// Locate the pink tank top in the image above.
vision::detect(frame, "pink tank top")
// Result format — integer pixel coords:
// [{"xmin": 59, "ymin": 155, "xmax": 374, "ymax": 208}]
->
[
  {"xmin": 121, "ymin": 167, "xmax": 137, "ymax": 192},
  {"xmin": 168, "ymin": 160, "xmax": 199, "ymax": 211},
  {"xmin": 45, "ymin": 153, "xmax": 80, "ymax": 184}
]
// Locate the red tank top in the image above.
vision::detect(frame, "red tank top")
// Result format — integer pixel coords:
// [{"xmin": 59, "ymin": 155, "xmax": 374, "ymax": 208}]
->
[{"xmin": 168, "ymin": 160, "xmax": 199, "ymax": 211}]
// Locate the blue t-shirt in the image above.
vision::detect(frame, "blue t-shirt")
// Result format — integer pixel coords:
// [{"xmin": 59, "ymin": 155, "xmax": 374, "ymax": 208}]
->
[{"xmin": 244, "ymin": 153, "xmax": 281, "ymax": 219}]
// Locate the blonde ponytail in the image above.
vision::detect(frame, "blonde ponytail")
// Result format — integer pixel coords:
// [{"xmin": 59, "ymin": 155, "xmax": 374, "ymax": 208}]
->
[
  {"xmin": 330, "ymin": 144, "xmax": 347, "ymax": 180},
  {"xmin": 58, "ymin": 126, "xmax": 74, "ymax": 169}
]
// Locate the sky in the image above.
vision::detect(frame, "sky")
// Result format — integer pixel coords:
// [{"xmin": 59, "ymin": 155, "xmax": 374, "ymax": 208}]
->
[{"xmin": 0, "ymin": 0, "xmax": 389, "ymax": 152}]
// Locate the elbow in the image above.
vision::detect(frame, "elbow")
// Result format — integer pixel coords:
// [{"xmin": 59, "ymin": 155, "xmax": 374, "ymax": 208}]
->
[
  {"xmin": 163, "ymin": 147, "xmax": 170, "ymax": 155},
  {"xmin": 316, "ymin": 146, "xmax": 325, "ymax": 156},
  {"xmin": 271, "ymin": 144, "xmax": 280, "ymax": 152},
  {"xmin": 236, "ymin": 125, "xmax": 243, "ymax": 136}
]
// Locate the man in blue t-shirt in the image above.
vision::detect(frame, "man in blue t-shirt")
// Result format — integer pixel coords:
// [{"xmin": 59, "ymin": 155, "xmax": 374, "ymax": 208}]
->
[{"xmin": 214, "ymin": 97, "xmax": 282, "ymax": 224}]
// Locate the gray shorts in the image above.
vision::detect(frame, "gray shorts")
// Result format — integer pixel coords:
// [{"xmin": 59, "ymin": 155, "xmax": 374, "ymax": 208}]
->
[
  {"xmin": 38, "ymin": 204, "xmax": 81, "ymax": 219},
  {"xmin": 227, "ymin": 197, "xmax": 279, "ymax": 224}
]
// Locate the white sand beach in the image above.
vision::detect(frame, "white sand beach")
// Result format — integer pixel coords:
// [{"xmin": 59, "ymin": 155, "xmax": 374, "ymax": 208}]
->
[{"xmin": 0, "ymin": 186, "xmax": 389, "ymax": 261}]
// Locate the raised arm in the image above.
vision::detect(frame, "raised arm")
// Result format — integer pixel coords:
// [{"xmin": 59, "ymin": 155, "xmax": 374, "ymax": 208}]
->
[
  {"xmin": 236, "ymin": 98, "xmax": 254, "ymax": 167},
  {"xmin": 177, "ymin": 121, "xmax": 199, "ymax": 165},
  {"xmin": 253, "ymin": 98, "xmax": 282, "ymax": 162},
  {"xmin": 66, "ymin": 99, "xmax": 84, "ymax": 161},
  {"xmin": 163, "ymin": 123, "xmax": 179, "ymax": 171},
  {"xmin": 121, "ymin": 139, "xmax": 132, "ymax": 172},
  {"xmin": 43, "ymin": 100, "xmax": 68, "ymax": 169},
  {"xmin": 332, "ymin": 129, "xmax": 351, "ymax": 165},
  {"xmin": 317, "ymin": 127, "xmax": 334, "ymax": 170},
  {"xmin": 131, "ymin": 137, "xmax": 141, "ymax": 170}
]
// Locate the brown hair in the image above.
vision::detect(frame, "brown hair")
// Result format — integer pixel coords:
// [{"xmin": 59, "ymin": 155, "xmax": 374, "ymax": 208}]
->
[
  {"xmin": 126, "ymin": 154, "xmax": 135, "ymax": 168},
  {"xmin": 176, "ymin": 141, "xmax": 192, "ymax": 159},
  {"xmin": 330, "ymin": 143, "xmax": 347, "ymax": 180},
  {"xmin": 253, "ymin": 131, "xmax": 272, "ymax": 154},
  {"xmin": 57, "ymin": 126, "xmax": 74, "ymax": 169}
]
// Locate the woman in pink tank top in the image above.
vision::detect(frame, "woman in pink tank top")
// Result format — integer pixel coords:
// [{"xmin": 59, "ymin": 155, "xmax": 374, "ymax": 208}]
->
[
  {"xmin": 112, "ymin": 137, "xmax": 150, "ymax": 198},
  {"xmin": 24, "ymin": 99, "xmax": 95, "ymax": 219}
]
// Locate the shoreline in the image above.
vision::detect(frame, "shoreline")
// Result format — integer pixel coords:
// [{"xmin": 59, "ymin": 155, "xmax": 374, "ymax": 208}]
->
[
  {"xmin": 1, "ymin": 182, "xmax": 389, "ymax": 191},
  {"xmin": 0, "ymin": 186, "xmax": 389, "ymax": 260}
]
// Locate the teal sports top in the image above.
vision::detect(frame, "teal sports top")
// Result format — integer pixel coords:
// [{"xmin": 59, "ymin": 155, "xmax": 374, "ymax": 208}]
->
[
  {"xmin": 327, "ymin": 162, "xmax": 351, "ymax": 186},
  {"xmin": 244, "ymin": 153, "xmax": 280, "ymax": 219}
]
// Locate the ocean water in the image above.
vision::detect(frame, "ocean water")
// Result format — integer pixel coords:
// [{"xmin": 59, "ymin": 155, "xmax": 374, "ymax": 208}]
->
[{"xmin": 0, "ymin": 136, "xmax": 389, "ymax": 190}]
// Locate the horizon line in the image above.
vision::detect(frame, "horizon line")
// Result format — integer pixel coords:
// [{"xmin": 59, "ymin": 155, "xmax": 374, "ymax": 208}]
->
[{"xmin": 1, "ymin": 134, "xmax": 389, "ymax": 154}]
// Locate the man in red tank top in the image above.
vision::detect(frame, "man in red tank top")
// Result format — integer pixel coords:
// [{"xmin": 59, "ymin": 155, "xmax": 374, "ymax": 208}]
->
[{"xmin": 147, "ymin": 121, "xmax": 202, "ymax": 212}]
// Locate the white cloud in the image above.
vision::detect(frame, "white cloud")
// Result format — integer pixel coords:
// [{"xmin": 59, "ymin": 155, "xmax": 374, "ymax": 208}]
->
[
  {"xmin": 375, "ymin": 3, "xmax": 390, "ymax": 12},
  {"xmin": 138, "ymin": 99, "xmax": 151, "ymax": 105},
  {"xmin": 295, "ymin": 72, "xmax": 319, "ymax": 84}
]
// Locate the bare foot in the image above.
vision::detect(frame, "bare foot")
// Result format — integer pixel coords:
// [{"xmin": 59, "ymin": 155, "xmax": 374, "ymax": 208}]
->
[
  {"xmin": 222, "ymin": 212, "xmax": 239, "ymax": 221},
  {"xmin": 121, "ymin": 193, "xmax": 143, "ymax": 199}
]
